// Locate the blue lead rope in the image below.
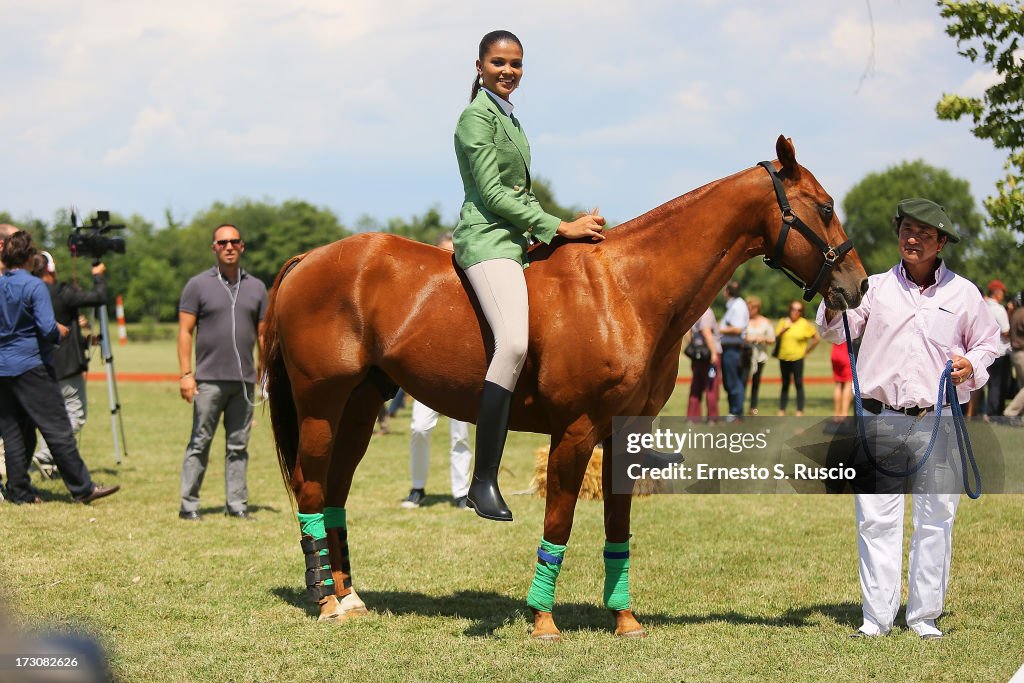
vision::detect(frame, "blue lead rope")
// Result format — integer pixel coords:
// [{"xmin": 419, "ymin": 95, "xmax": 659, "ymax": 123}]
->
[{"xmin": 842, "ymin": 311, "xmax": 981, "ymax": 499}]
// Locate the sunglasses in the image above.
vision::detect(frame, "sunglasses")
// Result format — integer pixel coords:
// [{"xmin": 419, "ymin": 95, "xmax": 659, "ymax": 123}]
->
[{"xmin": 214, "ymin": 239, "xmax": 242, "ymax": 247}]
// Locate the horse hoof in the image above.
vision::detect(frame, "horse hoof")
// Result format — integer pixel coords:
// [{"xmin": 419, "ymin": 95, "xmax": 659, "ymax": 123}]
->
[
  {"xmin": 318, "ymin": 592, "xmax": 369, "ymax": 623},
  {"xmin": 612, "ymin": 610, "xmax": 646, "ymax": 638},
  {"xmin": 614, "ymin": 627, "xmax": 647, "ymax": 639},
  {"xmin": 318, "ymin": 603, "xmax": 370, "ymax": 623},
  {"xmin": 530, "ymin": 608, "xmax": 561, "ymax": 642}
]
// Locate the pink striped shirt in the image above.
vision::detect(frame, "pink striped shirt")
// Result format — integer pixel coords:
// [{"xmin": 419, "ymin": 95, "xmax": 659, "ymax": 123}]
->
[{"xmin": 815, "ymin": 261, "xmax": 1000, "ymax": 410}]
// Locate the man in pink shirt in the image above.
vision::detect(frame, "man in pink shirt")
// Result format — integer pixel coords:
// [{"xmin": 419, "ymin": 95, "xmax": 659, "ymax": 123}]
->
[{"xmin": 816, "ymin": 198, "xmax": 1000, "ymax": 640}]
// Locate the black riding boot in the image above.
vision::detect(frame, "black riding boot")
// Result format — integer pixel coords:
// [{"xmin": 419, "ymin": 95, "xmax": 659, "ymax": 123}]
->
[{"xmin": 467, "ymin": 381, "xmax": 514, "ymax": 522}]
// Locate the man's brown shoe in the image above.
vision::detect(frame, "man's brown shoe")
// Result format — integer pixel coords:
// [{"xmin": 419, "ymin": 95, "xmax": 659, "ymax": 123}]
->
[{"xmin": 77, "ymin": 484, "xmax": 120, "ymax": 504}]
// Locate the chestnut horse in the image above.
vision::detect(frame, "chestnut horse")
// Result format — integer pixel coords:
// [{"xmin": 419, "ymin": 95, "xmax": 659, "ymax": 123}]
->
[{"xmin": 263, "ymin": 136, "xmax": 868, "ymax": 639}]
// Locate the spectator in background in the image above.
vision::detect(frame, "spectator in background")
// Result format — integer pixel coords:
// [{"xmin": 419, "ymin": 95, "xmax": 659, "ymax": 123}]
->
[
  {"xmin": 30, "ymin": 251, "xmax": 107, "ymax": 477},
  {"xmin": 687, "ymin": 307, "xmax": 721, "ymax": 422},
  {"xmin": 401, "ymin": 398, "xmax": 472, "ymax": 509},
  {"xmin": 376, "ymin": 388, "xmax": 407, "ymax": 435},
  {"xmin": 400, "ymin": 233, "xmax": 473, "ymax": 510},
  {"xmin": 177, "ymin": 224, "xmax": 268, "ymax": 521},
  {"xmin": 1007, "ymin": 294, "xmax": 1020, "ymax": 401},
  {"xmin": 718, "ymin": 281, "xmax": 749, "ymax": 421},
  {"xmin": 983, "ymin": 279, "xmax": 1011, "ymax": 418},
  {"xmin": 829, "ymin": 341, "xmax": 853, "ymax": 429},
  {"xmin": 0, "ymin": 230, "xmax": 119, "ymax": 504},
  {"xmin": 1002, "ymin": 290, "xmax": 1024, "ymax": 423},
  {"xmin": 0, "ymin": 225, "xmax": 17, "ymax": 269},
  {"xmin": 743, "ymin": 296, "xmax": 775, "ymax": 416},
  {"xmin": 775, "ymin": 300, "xmax": 820, "ymax": 416}
]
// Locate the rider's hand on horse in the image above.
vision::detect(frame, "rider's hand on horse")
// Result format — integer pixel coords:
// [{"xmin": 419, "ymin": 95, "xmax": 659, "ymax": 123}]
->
[
  {"xmin": 180, "ymin": 374, "xmax": 198, "ymax": 403},
  {"xmin": 950, "ymin": 356, "xmax": 974, "ymax": 384},
  {"xmin": 57, "ymin": 323, "xmax": 69, "ymax": 339},
  {"xmin": 557, "ymin": 212, "xmax": 606, "ymax": 241}
]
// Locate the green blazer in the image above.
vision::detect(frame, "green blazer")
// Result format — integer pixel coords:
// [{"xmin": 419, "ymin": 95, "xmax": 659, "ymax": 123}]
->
[{"xmin": 453, "ymin": 90, "xmax": 562, "ymax": 269}]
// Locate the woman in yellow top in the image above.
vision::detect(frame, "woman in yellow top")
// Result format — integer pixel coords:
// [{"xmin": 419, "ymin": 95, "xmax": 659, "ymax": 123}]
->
[
  {"xmin": 454, "ymin": 30, "xmax": 605, "ymax": 521},
  {"xmin": 775, "ymin": 300, "xmax": 820, "ymax": 416}
]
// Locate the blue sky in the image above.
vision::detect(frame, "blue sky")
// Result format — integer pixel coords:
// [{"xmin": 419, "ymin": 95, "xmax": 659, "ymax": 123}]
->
[{"xmin": 1, "ymin": 0, "xmax": 1007, "ymax": 230}]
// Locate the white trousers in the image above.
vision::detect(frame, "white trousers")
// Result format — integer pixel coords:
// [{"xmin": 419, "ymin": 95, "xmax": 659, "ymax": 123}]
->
[
  {"xmin": 855, "ymin": 409, "xmax": 961, "ymax": 636},
  {"xmin": 409, "ymin": 399, "xmax": 471, "ymax": 498}
]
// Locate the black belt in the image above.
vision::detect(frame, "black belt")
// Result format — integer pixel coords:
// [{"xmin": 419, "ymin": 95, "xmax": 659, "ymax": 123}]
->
[{"xmin": 861, "ymin": 398, "xmax": 934, "ymax": 417}]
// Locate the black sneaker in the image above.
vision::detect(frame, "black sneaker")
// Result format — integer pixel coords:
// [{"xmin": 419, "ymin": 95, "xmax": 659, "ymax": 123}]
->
[
  {"xmin": 400, "ymin": 488, "xmax": 425, "ymax": 509},
  {"xmin": 452, "ymin": 495, "xmax": 469, "ymax": 510}
]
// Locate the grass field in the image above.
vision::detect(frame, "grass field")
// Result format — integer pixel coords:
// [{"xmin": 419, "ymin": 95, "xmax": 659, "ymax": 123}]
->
[{"xmin": 2, "ymin": 339, "xmax": 1023, "ymax": 682}]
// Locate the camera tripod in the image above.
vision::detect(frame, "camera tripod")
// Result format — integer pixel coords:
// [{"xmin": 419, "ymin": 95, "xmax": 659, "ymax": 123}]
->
[{"xmin": 94, "ymin": 298, "xmax": 129, "ymax": 465}]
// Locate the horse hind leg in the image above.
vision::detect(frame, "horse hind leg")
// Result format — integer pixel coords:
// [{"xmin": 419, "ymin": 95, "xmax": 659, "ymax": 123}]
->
[
  {"xmin": 291, "ymin": 377, "xmax": 359, "ymax": 620},
  {"xmin": 316, "ymin": 381, "xmax": 385, "ymax": 623}
]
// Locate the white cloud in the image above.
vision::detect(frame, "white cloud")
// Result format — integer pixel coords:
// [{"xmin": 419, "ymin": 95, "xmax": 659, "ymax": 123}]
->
[
  {"xmin": 539, "ymin": 82, "xmax": 743, "ymax": 148},
  {"xmin": 0, "ymin": 0, "xmax": 1006, "ymax": 227},
  {"xmin": 103, "ymin": 106, "xmax": 182, "ymax": 165},
  {"xmin": 956, "ymin": 69, "xmax": 1004, "ymax": 97}
]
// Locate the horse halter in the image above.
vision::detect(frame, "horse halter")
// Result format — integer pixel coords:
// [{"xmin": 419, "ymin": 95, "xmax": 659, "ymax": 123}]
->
[{"xmin": 757, "ymin": 161, "xmax": 853, "ymax": 303}]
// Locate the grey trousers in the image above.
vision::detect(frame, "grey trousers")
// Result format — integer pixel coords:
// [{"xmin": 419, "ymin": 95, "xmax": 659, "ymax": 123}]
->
[
  {"xmin": 36, "ymin": 373, "xmax": 87, "ymax": 464},
  {"xmin": 180, "ymin": 380, "xmax": 253, "ymax": 514}
]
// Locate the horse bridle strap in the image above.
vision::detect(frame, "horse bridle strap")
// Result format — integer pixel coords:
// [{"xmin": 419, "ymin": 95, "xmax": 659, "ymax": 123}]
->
[{"xmin": 757, "ymin": 161, "xmax": 853, "ymax": 302}]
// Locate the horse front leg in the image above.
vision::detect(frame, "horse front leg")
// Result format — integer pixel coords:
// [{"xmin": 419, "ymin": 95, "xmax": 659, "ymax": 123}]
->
[
  {"xmin": 602, "ymin": 436, "xmax": 645, "ymax": 638},
  {"xmin": 598, "ymin": 436, "xmax": 647, "ymax": 638},
  {"xmin": 528, "ymin": 427, "xmax": 597, "ymax": 641}
]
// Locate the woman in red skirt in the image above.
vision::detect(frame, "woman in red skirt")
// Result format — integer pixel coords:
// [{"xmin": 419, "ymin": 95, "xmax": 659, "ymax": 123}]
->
[{"xmin": 831, "ymin": 341, "xmax": 853, "ymax": 424}]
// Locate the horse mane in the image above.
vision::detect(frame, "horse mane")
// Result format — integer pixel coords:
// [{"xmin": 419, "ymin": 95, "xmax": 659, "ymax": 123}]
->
[{"xmin": 527, "ymin": 166, "xmax": 747, "ymax": 262}]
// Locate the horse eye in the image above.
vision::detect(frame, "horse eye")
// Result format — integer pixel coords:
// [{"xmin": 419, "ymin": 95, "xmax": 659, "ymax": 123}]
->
[{"xmin": 820, "ymin": 205, "xmax": 834, "ymax": 221}]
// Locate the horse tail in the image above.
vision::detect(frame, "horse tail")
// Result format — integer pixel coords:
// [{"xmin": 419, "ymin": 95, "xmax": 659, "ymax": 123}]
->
[{"xmin": 261, "ymin": 253, "xmax": 306, "ymax": 502}]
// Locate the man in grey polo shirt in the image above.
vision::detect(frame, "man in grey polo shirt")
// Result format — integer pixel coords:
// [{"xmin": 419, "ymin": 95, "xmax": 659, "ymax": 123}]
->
[{"xmin": 177, "ymin": 224, "xmax": 268, "ymax": 520}]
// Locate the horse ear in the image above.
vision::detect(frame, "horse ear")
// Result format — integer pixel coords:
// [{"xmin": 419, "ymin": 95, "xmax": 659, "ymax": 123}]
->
[{"xmin": 776, "ymin": 135, "xmax": 800, "ymax": 178}]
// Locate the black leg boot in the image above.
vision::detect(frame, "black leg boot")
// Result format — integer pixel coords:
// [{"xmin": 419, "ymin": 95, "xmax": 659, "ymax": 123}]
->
[{"xmin": 467, "ymin": 381, "xmax": 514, "ymax": 521}]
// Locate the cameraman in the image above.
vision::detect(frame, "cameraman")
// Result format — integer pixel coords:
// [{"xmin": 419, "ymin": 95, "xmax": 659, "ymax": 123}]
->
[
  {"xmin": 31, "ymin": 251, "xmax": 107, "ymax": 475},
  {"xmin": 0, "ymin": 230, "xmax": 119, "ymax": 504}
]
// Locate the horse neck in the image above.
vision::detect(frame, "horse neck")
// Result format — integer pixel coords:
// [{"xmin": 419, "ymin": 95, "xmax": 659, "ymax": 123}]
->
[{"xmin": 608, "ymin": 167, "xmax": 772, "ymax": 336}]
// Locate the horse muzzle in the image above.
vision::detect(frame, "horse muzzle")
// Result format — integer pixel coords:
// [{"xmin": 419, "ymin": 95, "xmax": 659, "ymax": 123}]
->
[{"xmin": 825, "ymin": 275, "xmax": 868, "ymax": 310}]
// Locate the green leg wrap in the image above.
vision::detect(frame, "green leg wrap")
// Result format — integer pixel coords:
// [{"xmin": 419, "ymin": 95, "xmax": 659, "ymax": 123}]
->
[
  {"xmin": 526, "ymin": 538, "xmax": 566, "ymax": 613},
  {"xmin": 297, "ymin": 512, "xmax": 333, "ymax": 601},
  {"xmin": 298, "ymin": 511, "xmax": 327, "ymax": 540},
  {"xmin": 603, "ymin": 540, "xmax": 630, "ymax": 610},
  {"xmin": 323, "ymin": 506, "xmax": 346, "ymax": 530}
]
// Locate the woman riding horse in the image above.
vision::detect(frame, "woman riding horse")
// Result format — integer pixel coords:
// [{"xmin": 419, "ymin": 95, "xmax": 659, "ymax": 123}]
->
[
  {"xmin": 455, "ymin": 30, "xmax": 606, "ymax": 522},
  {"xmin": 263, "ymin": 135, "xmax": 869, "ymax": 638}
]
